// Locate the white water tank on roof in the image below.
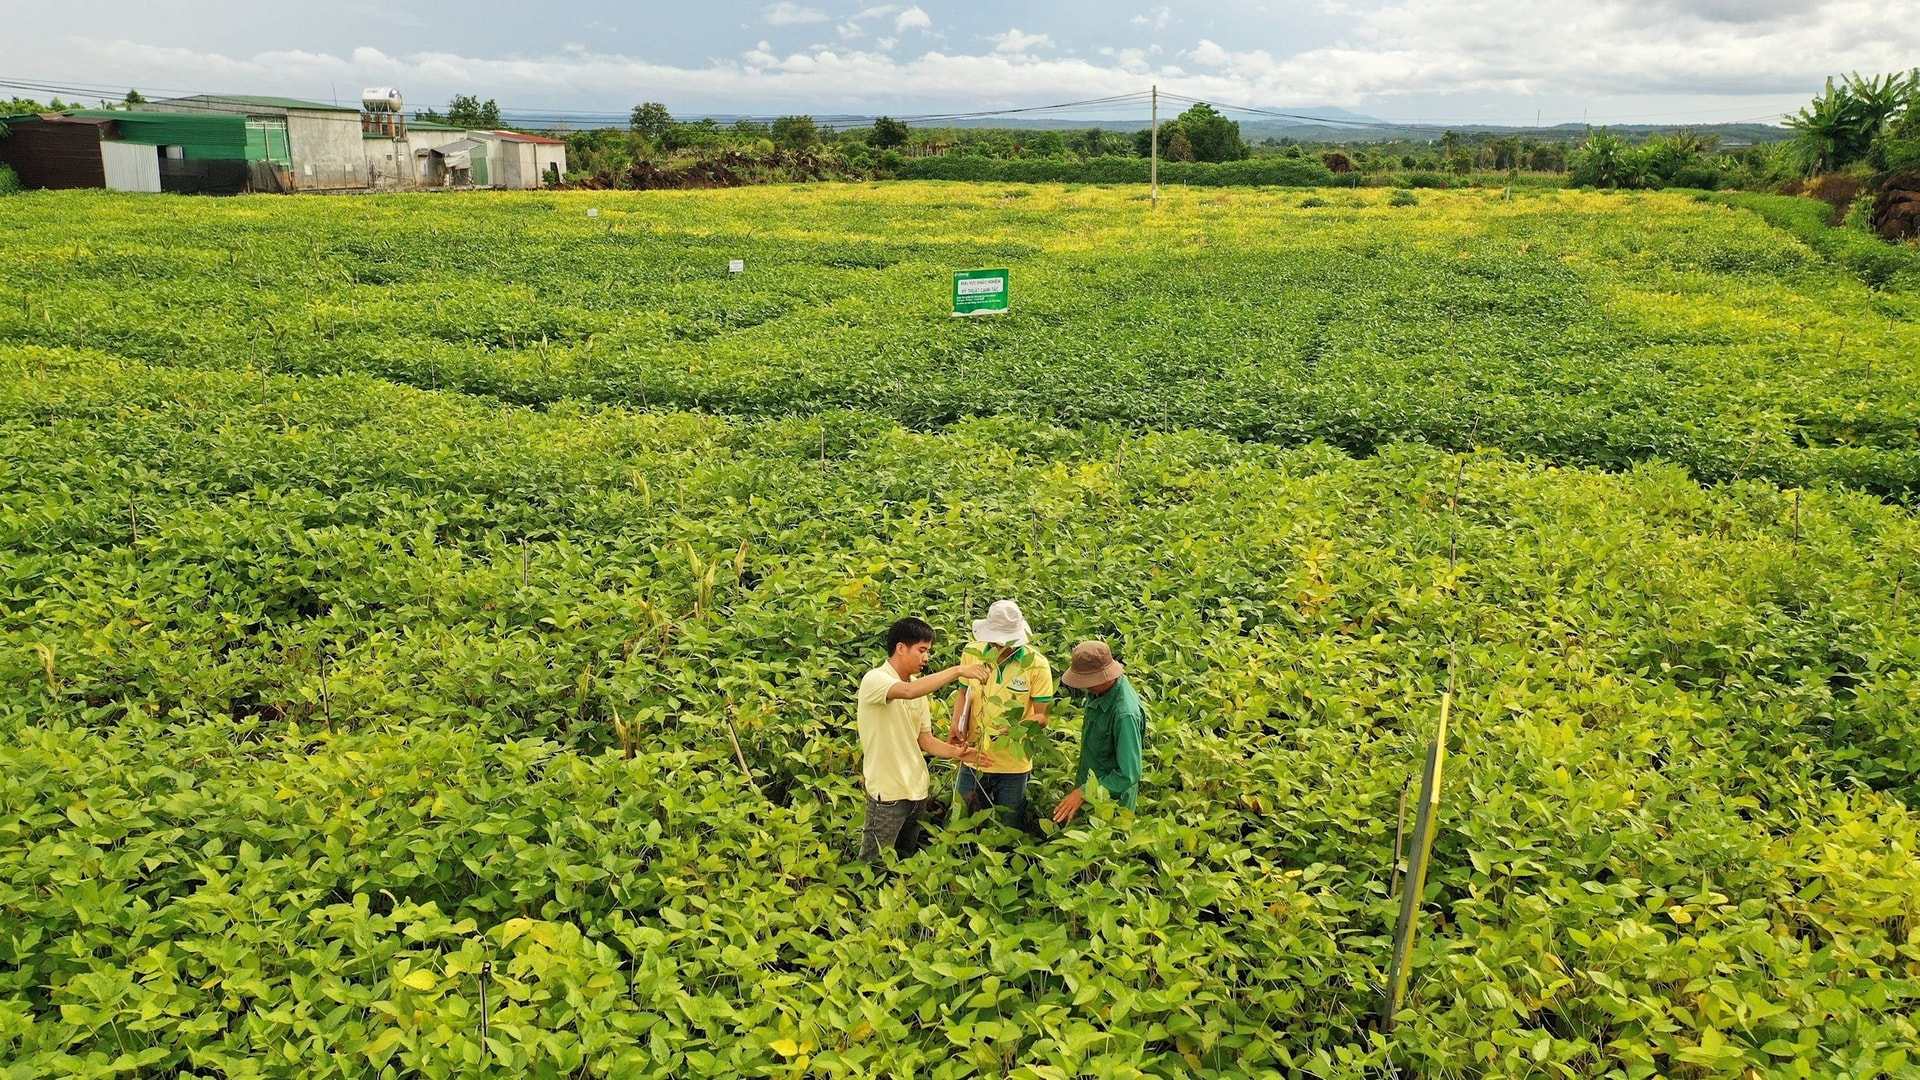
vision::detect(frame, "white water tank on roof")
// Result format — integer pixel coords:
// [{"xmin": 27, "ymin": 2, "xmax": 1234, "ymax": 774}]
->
[{"xmin": 361, "ymin": 88, "xmax": 404, "ymax": 113}]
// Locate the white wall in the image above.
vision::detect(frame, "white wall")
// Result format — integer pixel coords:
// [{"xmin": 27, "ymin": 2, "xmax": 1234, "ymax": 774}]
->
[
  {"xmin": 286, "ymin": 110, "xmax": 371, "ymax": 191},
  {"xmin": 364, "ymin": 136, "xmax": 410, "ymax": 189},
  {"xmin": 100, "ymin": 141, "xmax": 161, "ymax": 192},
  {"xmin": 534, "ymin": 144, "xmax": 566, "ymax": 182},
  {"xmin": 489, "ymin": 140, "xmax": 538, "ymax": 189}
]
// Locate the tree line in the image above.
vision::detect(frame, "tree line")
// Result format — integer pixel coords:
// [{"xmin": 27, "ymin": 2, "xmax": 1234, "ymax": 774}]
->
[{"xmin": 1565, "ymin": 69, "xmax": 1918, "ymax": 191}]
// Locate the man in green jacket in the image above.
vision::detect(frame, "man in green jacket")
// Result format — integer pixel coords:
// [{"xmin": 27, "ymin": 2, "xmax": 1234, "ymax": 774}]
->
[{"xmin": 1052, "ymin": 640, "xmax": 1145, "ymax": 823}]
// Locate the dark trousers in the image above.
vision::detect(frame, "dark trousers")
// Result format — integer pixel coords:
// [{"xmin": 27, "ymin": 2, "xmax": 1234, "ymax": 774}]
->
[
  {"xmin": 956, "ymin": 767, "xmax": 1030, "ymax": 829},
  {"xmin": 860, "ymin": 796, "xmax": 926, "ymax": 862}
]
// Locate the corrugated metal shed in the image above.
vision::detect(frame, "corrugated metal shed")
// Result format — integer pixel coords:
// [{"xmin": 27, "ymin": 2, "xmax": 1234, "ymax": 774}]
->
[
  {"xmin": 0, "ymin": 115, "xmax": 110, "ymax": 189},
  {"xmin": 61, "ymin": 109, "xmax": 249, "ymax": 160}
]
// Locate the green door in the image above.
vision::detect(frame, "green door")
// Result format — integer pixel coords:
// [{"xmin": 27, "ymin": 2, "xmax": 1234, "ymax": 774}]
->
[{"xmin": 244, "ymin": 119, "xmax": 291, "ymax": 166}]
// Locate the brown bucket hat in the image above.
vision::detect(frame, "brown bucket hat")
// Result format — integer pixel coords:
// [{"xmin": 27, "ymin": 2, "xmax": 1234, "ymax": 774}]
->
[{"xmin": 1060, "ymin": 640, "xmax": 1125, "ymax": 689}]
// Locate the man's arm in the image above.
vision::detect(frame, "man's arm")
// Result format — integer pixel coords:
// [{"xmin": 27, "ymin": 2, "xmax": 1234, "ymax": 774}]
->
[
  {"xmin": 888, "ymin": 663, "xmax": 989, "ymax": 701},
  {"xmin": 1025, "ymin": 656, "xmax": 1055, "ymax": 726},
  {"xmin": 947, "ymin": 683, "xmax": 974, "ymax": 746},
  {"xmin": 919, "ymin": 730, "xmax": 993, "ymax": 768}
]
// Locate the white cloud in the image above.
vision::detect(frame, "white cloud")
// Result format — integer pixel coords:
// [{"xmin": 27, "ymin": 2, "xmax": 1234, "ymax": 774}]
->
[
  {"xmin": 1182, "ymin": 0, "xmax": 1920, "ymax": 106},
  {"xmin": 61, "ymin": 37, "xmax": 1154, "ymax": 113},
  {"xmin": 991, "ymin": 28, "xmax": 1053, "ymax": 55},
  {"xmin": 1188, "ymin": 39, "xmax": 1230, "ymax": 66},
  {"xmin": 763, "ymin": 2, "xmax": 828, "ymax": 26},
  {"xmin": 1132, "ymin": 6, "xmax": 1174, "ymax": 30},
  {"xmin": 18, "ymin": 0, "xmax": 1920, "ymax": 121}
]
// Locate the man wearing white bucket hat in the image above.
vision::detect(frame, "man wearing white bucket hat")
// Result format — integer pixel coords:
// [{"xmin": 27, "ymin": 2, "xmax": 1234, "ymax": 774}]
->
[{"xmin": 947, "ymin": 599, "xmax": 1054, "ymax": 829}]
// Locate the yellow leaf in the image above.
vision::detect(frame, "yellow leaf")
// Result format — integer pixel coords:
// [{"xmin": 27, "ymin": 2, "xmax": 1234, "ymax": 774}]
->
[
  {"xmin": 400, "ymin": 969, "xmax": 437, "ymax": 990},
  {"xmin": 1667, "ymin": 907, "xmax": 1692, "ymax": 925},
  {"xmin": 770, "ymin": 1038, "xmax": 800, "ymax": 1058},
  {"xmin": 362, "ymin": 1028, "xmax": 406, "ymax": 1060}
]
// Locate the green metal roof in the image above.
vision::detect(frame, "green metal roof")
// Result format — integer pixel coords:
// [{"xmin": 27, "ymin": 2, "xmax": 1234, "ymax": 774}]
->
[
  {"xmin": 58, "ymin": 109, "xmax": 251, "ymax": 160},
  {"xmin": 180, "ymin": 95, "xmax": 360, "ymax": 113}
]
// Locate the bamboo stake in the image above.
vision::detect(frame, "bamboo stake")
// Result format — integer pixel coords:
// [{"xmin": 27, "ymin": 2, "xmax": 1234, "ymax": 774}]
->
[
  {"xmin": 1381, "ymin": 675, "xmax": 1451, "ymax": 1033},
  {"xmin": 317, "ymin": 652, "xmax": 333, "ymax": 730},
  {"xmin": 478, "ymin": 961, "xmax": 491, "ymax": 1055},
  {"xmin": 723, "ymin": 702, "xmax": 760, "ymax": 792},
  {"xmin": 1389, "ymin": 779, "xmax": 1411, "ymax": 898}
]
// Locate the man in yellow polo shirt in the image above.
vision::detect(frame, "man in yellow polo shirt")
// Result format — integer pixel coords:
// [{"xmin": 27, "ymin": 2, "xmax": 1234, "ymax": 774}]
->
[
  {"xmin": 947, "ymin": 599, "xmax": 1053, "ymax": 830},
  {"xmin": 857, "ymin": 617, "xmax": 992, "ymax": 863}
]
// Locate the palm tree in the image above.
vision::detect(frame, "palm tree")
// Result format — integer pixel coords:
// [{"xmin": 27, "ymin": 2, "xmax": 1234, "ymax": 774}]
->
[
  {"xmin": 1574, "ymin": 128, "xmax": 1629, "ymax": 188},
  {"xmin": 1787, "ymin": 72, "xmax": 1916, "ymax": 175}
]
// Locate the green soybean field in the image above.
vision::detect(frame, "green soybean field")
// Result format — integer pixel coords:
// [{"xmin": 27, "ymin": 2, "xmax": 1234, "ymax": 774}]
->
[{"xmin": 3, "ymin": 183, "xmax": 1920, "ymax": 1079}]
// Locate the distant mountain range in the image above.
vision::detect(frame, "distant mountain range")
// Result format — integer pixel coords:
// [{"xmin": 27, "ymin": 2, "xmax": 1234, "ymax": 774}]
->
[{"xmin": 919, "ymin": 113, "xmax": 1792, "ymax": 146}]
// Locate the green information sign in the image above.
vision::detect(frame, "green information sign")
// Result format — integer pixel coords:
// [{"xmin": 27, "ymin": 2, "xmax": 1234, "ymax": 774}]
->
[{"xmin": 952, "ymin": 268, "xmax": 1010, "ymax": 316}]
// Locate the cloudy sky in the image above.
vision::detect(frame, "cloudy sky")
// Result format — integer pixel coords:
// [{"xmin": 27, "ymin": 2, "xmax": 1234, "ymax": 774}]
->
[{"xmin": 5, "ymin": 0, "xmax": 1917, "ymax": 126}]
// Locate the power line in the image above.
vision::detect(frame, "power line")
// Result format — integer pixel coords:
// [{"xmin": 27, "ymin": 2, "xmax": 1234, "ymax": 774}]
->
[
  {"xmin": 1157, "ymin": 89, "xmax": 1791, "ymax": 131},
  {"xmin": 2, "ymin": 74, "xmax": 1155, "ymax": 129},
  {"xmin": 3, "ymin": 72, "xmax": 1789, "ymax": 134},
  {"xmin": 498, "ymin": 92, "xmax": 1157, "ymax": 128},
  {"xmin": 1159, "ymin": 91, "xmax": 1396, "ymax": 129}
]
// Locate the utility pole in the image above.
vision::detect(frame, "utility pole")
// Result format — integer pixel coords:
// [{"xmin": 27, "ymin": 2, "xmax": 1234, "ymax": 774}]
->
[{"xmin": 1150, "ymin": 84, "xmax": 1160, "ymax": 210}]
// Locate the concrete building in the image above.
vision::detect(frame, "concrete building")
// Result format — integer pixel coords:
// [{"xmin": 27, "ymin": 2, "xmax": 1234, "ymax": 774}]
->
[
  {"xmin": 474, "ymin": 131, "xmax": 567, "ymax": 189},
  {"xmin": 378, "ymin": 120, "xmax": 473, "ymax": 189},
  {"xmin": 140, "ymin": 95, "xmax": 367, "ymax": 191}
]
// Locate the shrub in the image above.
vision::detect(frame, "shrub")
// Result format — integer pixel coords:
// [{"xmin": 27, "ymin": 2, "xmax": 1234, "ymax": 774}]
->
[
  {"xmin": 1299, "ymin": 195, "xmax": 1329, "ymax": 207},
  {"xmin": 0, "ymin": 164, "xmax": 17, "ymax": 195},
  {"xmin": 1671, "ymin": 163, "xmax": 1724, "ymax": 190},
  {"xmin": 1387, "ymin": 189, "xmax": 1419, "ymax": 207},
  {"xmin": 1404, "ymin": 171, "xmax": 1449, "ymax": 189}
]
